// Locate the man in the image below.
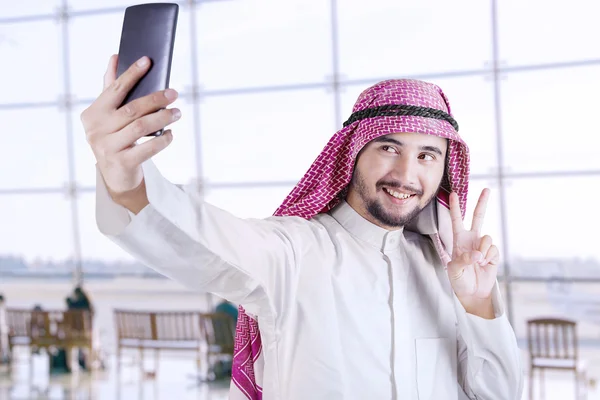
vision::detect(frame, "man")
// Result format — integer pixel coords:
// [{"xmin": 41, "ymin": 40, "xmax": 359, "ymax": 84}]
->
[
  {"xmin": 215, "ymin": 299, "xmax": 239, "ymax": 325},
  {"xmin": 82, "ymin": 55, "xmax": 524, "ymax": 399}
]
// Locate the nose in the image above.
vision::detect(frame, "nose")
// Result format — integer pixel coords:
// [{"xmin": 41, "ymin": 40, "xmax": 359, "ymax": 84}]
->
[{"xmin": 391, "ymin": 156, "xmax": 418, "ymax": 187}]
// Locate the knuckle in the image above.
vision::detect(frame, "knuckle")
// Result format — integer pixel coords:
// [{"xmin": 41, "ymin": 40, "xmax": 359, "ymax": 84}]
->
[
  {"xmin": 131, "ymin": 119, "xmax": 145, "ymax": 134},
  {"xmin": 151, "ymin": 92, "xmax": 164, "ymax": 104},
  {"xmin": 110, "ymin": 79, "xmax": 122, "ymax": 92},
  {"xmin": 149, "ymin": 138, "xmax": 163, "ymax": 153},
  {"xmin": 80, "ymin": 107, "xmax": 96, "ymax": 130},
  {"xmin": 95, "ymin": 144, "xmax": 109, "ymax": 160},
  {"xmin": 85, "ymin": 130, "xmax": 97, "ymax": 145},
  {"xmin": 79, "ymin": 108, "xmax": 89, "ymax": 124},
  {"xmin": 122, "ymin": 103, "xmax": 136, "ymax": 117},
  {"xmin": 163, "ymin": 109, "xmax": 175, "ymax": 122}
]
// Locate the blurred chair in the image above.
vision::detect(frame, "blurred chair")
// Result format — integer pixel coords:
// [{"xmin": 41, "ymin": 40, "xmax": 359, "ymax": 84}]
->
[
  {"xmin": 4, "ymin": 308, "xmax": 94, "ymax": 374},
  {"xmin": 199, "ymin": 312, "xmax": 235, "ymax": 380},
  {"xmin": 113, "ymin": 309, "xmax": 203, "ymax": 377},
  {"xmin": 527, "ymin": 318, "xmax": 587, "ymax": 400},
  {"xmin": 4, "ymin": 308, "xmax": 32, "ymax": 372},
  {"xmin": 28, "ymin": 309, "xmax": 94, "ymax": 373}
]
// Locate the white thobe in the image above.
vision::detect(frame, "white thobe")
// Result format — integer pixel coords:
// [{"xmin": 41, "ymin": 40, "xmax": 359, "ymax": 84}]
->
[{"xmin": 96, "ymin": 161, "xmax": 524, "ymax": 400}]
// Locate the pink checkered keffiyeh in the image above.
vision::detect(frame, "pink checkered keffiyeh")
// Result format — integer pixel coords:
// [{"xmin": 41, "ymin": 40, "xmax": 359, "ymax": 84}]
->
[{"xmin": 229, "ymin": 79, "xmax": 470, "ymax": 399}]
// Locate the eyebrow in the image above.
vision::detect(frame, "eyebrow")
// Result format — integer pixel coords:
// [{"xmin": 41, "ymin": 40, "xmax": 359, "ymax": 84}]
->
[{"xmin": 373, "ymin": 136, "xmax": 444, "ymax": 156}]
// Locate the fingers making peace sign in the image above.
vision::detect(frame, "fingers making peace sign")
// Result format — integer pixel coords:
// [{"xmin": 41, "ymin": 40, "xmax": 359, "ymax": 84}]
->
[{"xmin": 446, "ymin": 188, "xmax": 500, "ymax": 304}]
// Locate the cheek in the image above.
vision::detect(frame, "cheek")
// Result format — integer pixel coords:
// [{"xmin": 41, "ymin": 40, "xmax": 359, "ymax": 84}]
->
[
  {"xmin": 357, "ymin": 157, "xmax": 385, "ymax": 182},
  {"xmin": 365, "ymin": 157, "xmax": 395, "ymax": 177},
  {"xmin": 421, "ymin": 166, "xmax": 445, "ymax": 193}
]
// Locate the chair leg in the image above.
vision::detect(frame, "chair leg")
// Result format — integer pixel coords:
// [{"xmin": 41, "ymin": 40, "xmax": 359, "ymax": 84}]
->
[
  {"xmin": 529, "ymin": 367, "xmax": 534, "ymax": 400},
  {"xmin": 540, "ymin": 369, "xmax": 545, "ymax": 400},
  {"xmin": 154, "ymin": 349, "xmax": 159, "ymax": 376},
  {"xmin": 139, "ymin": 347, "xmax": 144, "ymax": 377},
  {"xmin": 576, "ymin": 370, "xmax": 580, "ymax": 400},
  {"xmin": 196, "ymin": 349, "xmax": 201, "ymax": 379},
  {"xmin": 116, "ymin": 346, "xmax": 121, "ymax": 375},
  {"xmin": 577, "ymin": 369, "xmax": 587, "ymax": 400}
]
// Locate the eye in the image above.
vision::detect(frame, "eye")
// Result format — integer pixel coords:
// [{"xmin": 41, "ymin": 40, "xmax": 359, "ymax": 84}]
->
[
  {"xmin": 381, "ymin": 145, "xmax": 398, "ymax": 154},
  {"xmin": 419, "ymin": 153, "xmax": 436, "ymax": 161}
]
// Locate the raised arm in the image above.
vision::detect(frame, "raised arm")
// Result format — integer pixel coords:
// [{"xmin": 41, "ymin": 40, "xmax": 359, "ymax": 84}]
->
[{"xmin": 82, "ymin": 55, "xmax": 309, "ymax": 318}]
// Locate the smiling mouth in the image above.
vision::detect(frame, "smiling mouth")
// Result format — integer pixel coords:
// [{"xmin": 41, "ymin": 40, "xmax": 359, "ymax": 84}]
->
[{"xmin": 383, "ymin": 187, "xmax": 416, "ymax": 200}]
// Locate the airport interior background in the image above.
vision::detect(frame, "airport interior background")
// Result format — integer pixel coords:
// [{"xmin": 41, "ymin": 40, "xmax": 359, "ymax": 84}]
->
[{"xmin": 1, "ymin": 0, "xmax": 600, "ymax": 399}]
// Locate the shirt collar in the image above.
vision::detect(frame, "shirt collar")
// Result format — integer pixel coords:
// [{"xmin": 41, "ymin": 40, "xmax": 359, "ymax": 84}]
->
[{"xmin": 329, "ymin": 200, "xmax": 405, "ymax": 251}]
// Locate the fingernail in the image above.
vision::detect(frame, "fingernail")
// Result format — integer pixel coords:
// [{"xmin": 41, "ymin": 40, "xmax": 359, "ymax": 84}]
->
[
  {"xmin": 164, "ymin": 89, "xmax": 178, "ymax": 100},
  {"xmin": 472, "ymin": 252, "xmax": 483, "ymax": 262},
  {"xmin": 137, "ymin": 56, "xmax": 149, "ymax": 67},
  {"xmin": 172, "ymin": 109, "xmax": 181, "ymax": 121}
]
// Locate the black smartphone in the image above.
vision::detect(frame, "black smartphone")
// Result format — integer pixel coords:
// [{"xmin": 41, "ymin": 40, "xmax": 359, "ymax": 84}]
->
[{"xmin": 116, "ymin": 3, "xmax": 179, "ymax": 137}]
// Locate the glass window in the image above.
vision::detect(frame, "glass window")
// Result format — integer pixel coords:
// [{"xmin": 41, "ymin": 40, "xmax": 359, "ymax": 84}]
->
[
  {"xmin": 195, "ymin": 0, "xmax": 332, "ymax": 90},
  {"xmin": 72, "ymin": 99, "xmax": 196, "ymax": 188},
  {"xmin": 505, "ymin": 176, "xmax": 600, "ymax": 278},
  {"xmin": 510, "ymin": 282, "xmax": 600, "ymax": 343},
  {"xmin": 0, "ymin": 107, "xmax": 68, "ymax": 189},
  {"xmin": 67, "ymin": 0, "xmax": 184, "ymax": 12},
  {"xmin": 340, "ymin": 75, "xmax": 498, "ymax": 176},
  {"xmin": 200, "ymin": 88, "xmax": 336, "ymax": 183},
  {"xmin": 69, "ymin": 8, "xmax": 192, "ymax": 103},
  {"xmin": 337, "ymin": 0, "xmax": 493, "ymax": 80},
  {"xmin": 498, "ymin": 0, "xmax": 600, "ymax": 66},
  {"xmin": 501, "ymin": 66, "xmax": 600, "ymax": 173},
  {"xmin": 0, "ymin": 20, "xmax": 62, "ymax": 104},
  {"xmin": 3, "ymin": 2, "xmax": 60, "ymax": 18},
  {"xmin": 3, "ymin": 1, "xmax": 58, "ymax": 18},
  {"xmin": 0, "ymin": 194, "xmax": 75, "ymax": 269},
  {"xmin": 204, "ymin": 185, "xmax": 296, "ymax": 219}
]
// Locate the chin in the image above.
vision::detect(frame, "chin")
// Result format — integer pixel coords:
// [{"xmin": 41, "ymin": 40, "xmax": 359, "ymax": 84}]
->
[{"xmin": 367, "ymin": 201, "xmax": 422, "ymax": 228}]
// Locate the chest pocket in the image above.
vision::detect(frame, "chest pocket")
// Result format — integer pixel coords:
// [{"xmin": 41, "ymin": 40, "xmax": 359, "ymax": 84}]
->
[{"xmin": 415, "ymin": 337, "xmax": 457, "ymax": 400}]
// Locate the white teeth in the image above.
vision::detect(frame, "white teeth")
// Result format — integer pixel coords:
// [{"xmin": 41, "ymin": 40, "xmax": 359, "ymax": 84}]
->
[{"xmin": 385, "ymin": 188, "xmax": 412, "ymax": 200}]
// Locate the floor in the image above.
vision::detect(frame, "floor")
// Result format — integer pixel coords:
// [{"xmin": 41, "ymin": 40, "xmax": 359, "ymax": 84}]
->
[
  {"xmin": 0, "ymin": 349, "xmax": 599, "ymax": 399},
  {"xmin": 2, "ymin": 279, "xmax": 600, "ymax": 399},
  {"xmin": 0, "ymin": 349, "xmax": 231, "ymax": 400}
]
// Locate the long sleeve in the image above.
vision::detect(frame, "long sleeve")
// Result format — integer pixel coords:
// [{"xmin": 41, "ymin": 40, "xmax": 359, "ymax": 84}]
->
[
  {"xmin": 95, "ymin": 160, "xmax": 312, "ymax": 318},
  {"xmin": 454, "ymin": 282, "xmax": 525, "ymax": 400}
]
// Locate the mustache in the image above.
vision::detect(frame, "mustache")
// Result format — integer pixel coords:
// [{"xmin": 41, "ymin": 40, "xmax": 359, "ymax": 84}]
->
[{"xmin": 376, "ymin": 180, "xmax": 424, "ymax": 196}]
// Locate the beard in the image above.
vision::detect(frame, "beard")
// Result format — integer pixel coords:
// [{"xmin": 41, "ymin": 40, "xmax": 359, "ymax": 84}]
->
[{"xmin": 350, "ymin": 169, "xmax": 439, "ymax": 228}]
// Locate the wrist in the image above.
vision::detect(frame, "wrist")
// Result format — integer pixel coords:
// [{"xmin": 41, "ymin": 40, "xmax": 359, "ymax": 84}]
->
[
  {"xmin": 457, "ymin": 295, "xmax": 495, "ymax": 319},
  {"xmin": 109, "ymin": 180, "xmax": 149, "ymax": 215}
]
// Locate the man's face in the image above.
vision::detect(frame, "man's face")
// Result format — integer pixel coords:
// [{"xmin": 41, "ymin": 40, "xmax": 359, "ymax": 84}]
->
[{"xmin": 346, "ymin": 132, "xmax": 448, "ymax": 230}]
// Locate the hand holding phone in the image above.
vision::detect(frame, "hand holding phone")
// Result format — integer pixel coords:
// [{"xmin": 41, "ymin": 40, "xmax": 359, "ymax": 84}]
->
[{"xmin": 116, "ymin": 3, "xmax": 179, "ymax": 136}]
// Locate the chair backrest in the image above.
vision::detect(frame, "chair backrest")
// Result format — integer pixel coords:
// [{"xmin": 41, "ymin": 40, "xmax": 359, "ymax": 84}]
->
[
  {"xmin": 154, "ymin": 311, "xmax": 202, "ymax": 341},
  {"xmin": 527, "ymin": 318, "xmax": 577, "ymax": 361},
  {"xmin": 61, "ymin": 310, "xmax": 93, "ymax": 341},
  {"xmin": 4, "ymin": 309, "xmax": 93, "ymax": 347},
  {"xmin": 5, "ymin": 308, "xmax": 31, "ymax": 337},
  {"xmin": 114, "ymin": 310, "xmax": 202, "ymax": 342},
  {"xmin": 31, "ymin": 309, "xmax": 93, "ymax": 344},
  {"xmin": 200, "ymin": 312, "xmax": 235, "ymax": 353}
]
